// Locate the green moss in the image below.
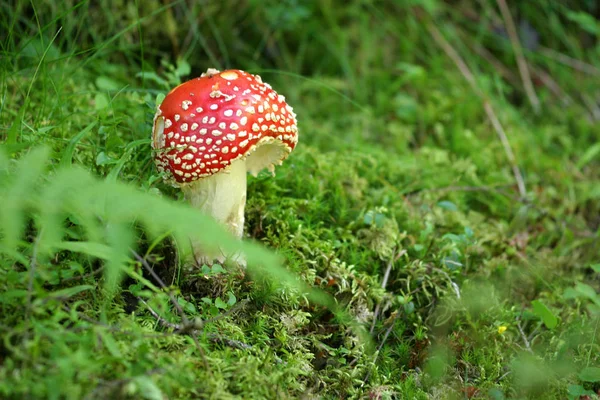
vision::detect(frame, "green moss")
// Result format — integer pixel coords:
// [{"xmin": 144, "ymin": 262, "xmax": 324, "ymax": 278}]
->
[{"xmin": 1, "ymin": 1, "xmax": 600, "ymax": 398}]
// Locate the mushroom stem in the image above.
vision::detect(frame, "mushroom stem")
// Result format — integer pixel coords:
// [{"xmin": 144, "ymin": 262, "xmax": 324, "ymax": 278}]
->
[{"xmin": 181, "ymin": 159, "xmax": 247, "ymax": 266}]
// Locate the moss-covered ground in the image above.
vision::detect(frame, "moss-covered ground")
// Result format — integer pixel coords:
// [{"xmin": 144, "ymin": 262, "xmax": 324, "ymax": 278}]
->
[{"xmin": 1, "ymin": 1, "xmax": 599, "ymax": 399}]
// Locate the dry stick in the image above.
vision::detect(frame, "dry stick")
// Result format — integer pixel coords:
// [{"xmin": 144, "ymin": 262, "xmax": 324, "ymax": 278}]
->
[
  {"xmin": 425, "ymin": 21, "xmax": 527, "ymax": 198},
  {"xmin": 495, "ymin": 0, "xmax": 540, "ymax": 113},
  {"xmin": 138, "ymin": 297, "xmax": 183, "ymax": 330},
  {"xmin": 139, "ymin": 297, "xmax": 255, "ymax": 352},
  {"xmin": 538, "ymin": 46, "xmax": 600, "ymax": 77},
  {"xmin": 363, "ymin": 310, "xmax": 403, "ymax": 386},
  {"xmin": 369, "ymin": 249, "xmax": 404, "ymax": 334},
  {"xmin": 131, "ymin": 250, "xmax": 187, "ymax": 320},
  {"xmin": 131, "ymin": 249, "xmax": 211, "ymax": 372},
  {"xmin": 516, "ymin": 315, "xmax": 533, "ymax": 353}
]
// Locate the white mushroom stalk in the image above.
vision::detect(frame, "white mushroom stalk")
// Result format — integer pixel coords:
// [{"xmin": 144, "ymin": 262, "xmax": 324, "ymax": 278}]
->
[{"xmin": 151, "ymin": 68, "xmax": 298, "ymax": 267}]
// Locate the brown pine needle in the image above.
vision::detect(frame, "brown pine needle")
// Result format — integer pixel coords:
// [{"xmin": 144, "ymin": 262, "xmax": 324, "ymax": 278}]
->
[
  {"xmin": 423, "ymin": 20, "xmax": 527, "ymax": 198},
  {"xmin": 496, "ymin": 0, "xmax": 540, "ymax": 113}
]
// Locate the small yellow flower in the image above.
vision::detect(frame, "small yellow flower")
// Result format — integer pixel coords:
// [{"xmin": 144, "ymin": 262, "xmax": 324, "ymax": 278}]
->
[{"xmin": 497, "ymin": 325, "xmax": 507, "ymax": 334}]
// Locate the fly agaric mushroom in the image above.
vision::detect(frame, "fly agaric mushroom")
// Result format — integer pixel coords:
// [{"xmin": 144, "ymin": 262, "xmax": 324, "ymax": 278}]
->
[{"xmin": 151, "ymin": 68, "xmax": 298, "ymax": 265}]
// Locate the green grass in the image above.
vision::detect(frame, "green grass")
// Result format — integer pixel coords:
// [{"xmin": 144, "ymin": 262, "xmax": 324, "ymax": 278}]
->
[{"xmin": 1, "ymin": 0, "xmax": 600, "ymax": 399}]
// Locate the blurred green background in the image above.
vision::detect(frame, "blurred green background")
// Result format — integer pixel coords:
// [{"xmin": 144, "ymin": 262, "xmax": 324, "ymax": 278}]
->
[{"xmin": 1, "ymin": 1, "xmax": 599, "ymax": 399}]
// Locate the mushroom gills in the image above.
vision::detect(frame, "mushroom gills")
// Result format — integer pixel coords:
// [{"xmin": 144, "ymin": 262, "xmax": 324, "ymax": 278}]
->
[{"xmin": 246, "ymin": 141, "xmax": 291, "ymax": 177}]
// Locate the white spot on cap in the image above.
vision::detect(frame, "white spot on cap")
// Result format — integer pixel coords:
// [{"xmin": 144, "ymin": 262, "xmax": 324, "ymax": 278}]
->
[
  {"xmin": 222, "ymin": 146, "xmax": 229, "ymax": 154},
  {"xmin": 230, "ymin": 122, "xmax": 239, "ymax": 130},
  {"xmin": 191, "ymin": 123, "xmax": 198, "ymax": 130},
  {"xmin": 165, "ymin": 119, "xmax": 173, "ymax": 128},
  {"xmin": 196, "ymin": 107, "xmax": 203, "ymax": 113},
  {"xmin": 181, "ymin": 123, "xmax": 188, "ymax": 132},
  {"xmin": 199, "ymin": 128, "xmax": 207, "ymax": 135},
  {"xmin": 224, "ymin": 109, "xmax": 233, "ymax": 117},
  {"xmin": 212, "ymin": 130, "xmax": 222, "ymax": 136},
  {"xmin": 240, "ymin": 116, "xmax": 247, "ymax": 126},
  {"xmin": 174, "ymin": 114, "xmax": 180, "ymax": 121},
  {"xmin": 206, "ymin": 138, "xmax": 213, "ymax": 145},
  {"xmin": 219, "ymin": 122, "xmax": 226, "ymax": 129},
  {"xmin": 220, "ymin": 71, "xmax": 239, "ymax": 80},
  {"xmin": 210, "ymin": 104, "xmax": 218, "ymax": 110},
  {"xmin": 182, "ymin": 100, "xmax": 192, "ymax": 110},
  {"xmin": 226, "ymin": 133, "xmax": 236, "ymax": 141},
  {"xmin": 252, "ymin": 123, "xmax": 260, "ymax": 132}
]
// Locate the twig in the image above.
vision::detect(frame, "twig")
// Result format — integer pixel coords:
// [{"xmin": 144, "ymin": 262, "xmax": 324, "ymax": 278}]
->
[
  {"xmin": 369, "ymin": 249, "xmax": 404, "ymax": 334},
  {"xmin": 139, "ymin": 297, "xmax": 256, "ymax": 352},
  {"xmin": 363, "ymin": 310, "xmax": 403, "ymax": 386},
  {"xmin": 26, "ymin": 232, "xmax": 42, "ymax": 314},
  {"xmin": 131, "ymin": 249, "xmax": 211, "ymax": 372},
  {"xmin": 131, "ymin": 249, "xmax": 187, "ymax": 321},
  {"xmin": 206, "ymin": 334, "xmax": 253, "ymax": 350},
  {"xmin": 538, "ymin": 46, "xmax": 600, "ymax": 77},
  {"xmin": 495, "ymin": 0, "xmax": 540, "ymax": 113},
  {"xmin": 432, "ymin": 268, "xmax": 460, "ymax": 299},
  {"xmin": 423, "ymin": 19, "xmax": 527, "ymax": 198},
  {"xmin": 469, "ymin": 40, "xmax": 521, "ymax": 88},
  {"xmin": 138, "ymin": 297, "xmax": 184, "ymax": 330},
  {"xmin": 516, "ymin": 316, "xmax": 533, "ymax": 353}
]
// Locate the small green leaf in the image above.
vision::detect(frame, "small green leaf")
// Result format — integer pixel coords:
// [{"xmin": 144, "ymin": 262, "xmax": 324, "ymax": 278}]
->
[
  {"xmin": 94, "ymin": 93, "xmax": 109, "ymax": 110},
  {"xmin": 46, "ymin": 285, "xmax": 94, "ymax": 299},
  {"xmin": 95, "ymin": 76, "xmax": 122, "ymax": 91},
  {"xmin": 577, "ymin": 142, "xmax": 600, "ymax": 169},
  {"xmin": 175, "ymin": 59, "xmax": 191, "ymax": 78},
  {"xmin": 215, "ymin": 297, "xmax": 227, "ymax": 309},
  {"xmin": 575, "ymin": 283, "xmax": 599, "ymax": 301},
  {"xmin": 55, "ymin": 241, "xmax": 113, "ymax": 260},
  {"xmin": 97, "ymin": 328, "xmax": 123, "ymax": 358},
  {"xmin": 60, "ymin": 121, "xmax": 97, "ymax": 168},
  {"xmin": 531, "ymin": 300, "xmax": 558, "ymax": 330},
  {"xmin": 227, "ymin": 292, "xmax": 237, "ymax": 306},
  {"xmin": 132, "ymin": 376, "xmax": 164, "ymax": 400},
  {"xmin": 437, "ymin": 201, "xmax": 458, "ymax": 211},
  {"xmin": 590, "ymin": 264, "xmax": 600, "ymax": 273},
  {"xmin": 155, "ymin": 93, "xmax": 165, "ymax": 107},
  {"xmin": 96, "ymin": 152, "xmax": 117, "ymax": 166},
  {"xmin": 567, "ymin": 384, "xmax": 595, "ymax": 397},
  {"xmin": 579, "ymin": 367, "xmax": 600, "ymax": 382}
]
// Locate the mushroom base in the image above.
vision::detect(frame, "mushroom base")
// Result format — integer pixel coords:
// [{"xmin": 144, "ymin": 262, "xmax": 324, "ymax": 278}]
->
[{"xmin": 182, "ymin": 159, "xmax": 247, "ymax": 267}]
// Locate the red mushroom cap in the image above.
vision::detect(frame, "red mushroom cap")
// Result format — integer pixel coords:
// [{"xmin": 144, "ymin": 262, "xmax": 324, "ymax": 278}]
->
[{"xmin": 152, "ymin": 68, "xmax": 298, "ymax": 185}]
